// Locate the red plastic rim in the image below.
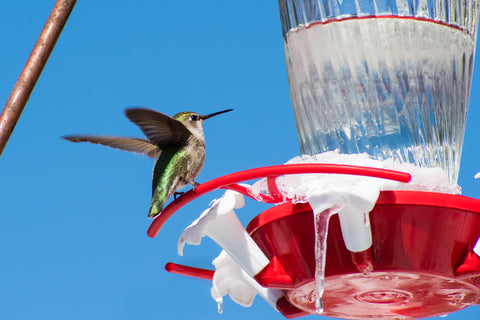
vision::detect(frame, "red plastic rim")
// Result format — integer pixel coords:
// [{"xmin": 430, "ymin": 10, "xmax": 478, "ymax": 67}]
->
[{"xmin": 147, "ymin": 163, "xmax": 411, "ymax": 237}]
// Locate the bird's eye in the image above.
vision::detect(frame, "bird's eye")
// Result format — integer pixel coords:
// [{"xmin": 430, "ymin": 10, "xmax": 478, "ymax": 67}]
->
[{"xmin": 190, "ymin": 115, "xmax": 199, "ymax": 121}]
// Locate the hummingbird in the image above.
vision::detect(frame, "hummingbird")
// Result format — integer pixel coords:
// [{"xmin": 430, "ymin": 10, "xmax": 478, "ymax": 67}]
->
[{"xmin": 62, "ymin": 107, "xmax": 233, "ymax": 219}]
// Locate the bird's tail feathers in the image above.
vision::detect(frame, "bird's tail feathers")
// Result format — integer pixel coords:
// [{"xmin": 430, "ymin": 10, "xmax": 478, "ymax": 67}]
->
[{"xmin": 62, "ymin": 135, "xmax": 160, "ymax": 159}]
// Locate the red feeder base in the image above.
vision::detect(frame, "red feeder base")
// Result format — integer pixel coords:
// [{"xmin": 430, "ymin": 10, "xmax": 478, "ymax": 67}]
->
[
  {"xmin": 156, "ymin": 165, "xmax": 480, "ymax": 319},
  {"xmin": 246, "ymin": 191, "xmax": 480, "ymax": 319}
]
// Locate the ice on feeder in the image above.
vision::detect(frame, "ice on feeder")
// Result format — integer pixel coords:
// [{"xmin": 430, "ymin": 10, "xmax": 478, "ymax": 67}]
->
[
  {"xmin": 178, "ymin": 189, "xmax": 283, "ymax": 311},
  {"xmin": 310, "ymin": 205, "xmax": 340, "ymax": 313},
  {"xmin": 249, "ymin": 151, "xmax": 460, "ymax": 201},
  {"xmin": 211, "ymin": 250, "xmax": 283, "ymax": 312},
  {"xmin": 250, "ymin": 151, "xmax": 460, "ymax": 280},
  {"xmin": 178, "ymin": 189, "xmax": 269, "ymax": 277},
  {"xmin": 177, "ymin": 189, "xmax": 245, "ymax": 255},
  {"xmin": 248, "ymin": 151, "xmax": 462, "ymax": 309},
  {"xmin": 211, "ymin": 250, "xmax": 257, "ymax": 311}
]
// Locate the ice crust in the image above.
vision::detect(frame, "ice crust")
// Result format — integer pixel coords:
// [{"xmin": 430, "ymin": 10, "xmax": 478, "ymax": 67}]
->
[
  {"xmin": 211, "ymin": 251, "xmax": 257, "ymax": 308},
  {"xmin": 249, "ymin": 151, "xmax": 460, "ymax": 200},
  {"xmin": 178, "ymin": 151, "xmax": 463, "ymax": 311},
  {"xmin": 211, "ymin": 251, "xmax": 282, "ymax": 310},
  {"xmin": 177, "ymin": 189, "xmax": 245, "ymax": 256},
  {"xmin": 178, "ymin": 188, "xmax": 281, "ymax": 311}
]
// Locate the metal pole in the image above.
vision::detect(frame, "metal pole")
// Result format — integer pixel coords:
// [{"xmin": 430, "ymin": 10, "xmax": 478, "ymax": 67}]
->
[{"xmin": 0, "ymin": 0, "xmax": 77, "ymax": 156}]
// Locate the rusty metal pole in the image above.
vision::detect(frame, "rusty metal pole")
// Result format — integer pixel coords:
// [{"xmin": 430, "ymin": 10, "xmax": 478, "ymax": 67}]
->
[{"xmin": 0, "ymin": 0, "xmax": 77, "ymax": 157}]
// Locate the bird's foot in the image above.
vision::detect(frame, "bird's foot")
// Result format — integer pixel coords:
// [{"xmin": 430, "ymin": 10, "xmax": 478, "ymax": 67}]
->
[
  {"xmin": 174, "ymin": 192, "xmax": 184, "ymax": 203},
  {"xmin": 192, "ymin": 181, "xmax": 200, "ymax": 194}
]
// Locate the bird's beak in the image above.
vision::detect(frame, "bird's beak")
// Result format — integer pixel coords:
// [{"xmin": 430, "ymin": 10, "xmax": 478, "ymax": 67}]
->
[{"xmin": 201, "ymin": 109, "xmax": 233, "ymax": 120}]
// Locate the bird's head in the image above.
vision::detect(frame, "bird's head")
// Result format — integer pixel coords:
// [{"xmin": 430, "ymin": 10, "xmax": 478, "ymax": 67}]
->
[{"xmin": 173, "ymin": 109, "xmax": 233, "ymax": 138}]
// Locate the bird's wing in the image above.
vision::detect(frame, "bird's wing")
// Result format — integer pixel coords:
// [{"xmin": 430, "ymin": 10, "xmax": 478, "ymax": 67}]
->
[
  {"xmin": 62, "ymin": 135, "xmax": 160, "ymax": 159},
  {"xmin": 124, "ymin": 108, "xmax": 191, "ymax": 148}
]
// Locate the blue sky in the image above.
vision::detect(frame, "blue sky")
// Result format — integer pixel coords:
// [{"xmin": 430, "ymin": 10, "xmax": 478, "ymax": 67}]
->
[{"xmin": 1, "ymin": 1, "xmax": 479, "ymax": 319}]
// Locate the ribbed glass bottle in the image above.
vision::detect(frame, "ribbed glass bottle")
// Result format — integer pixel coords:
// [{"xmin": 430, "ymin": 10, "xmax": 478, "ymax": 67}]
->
[{"xmin": 279, "ymin": 0, "xmax": 479, "ymax": 184}]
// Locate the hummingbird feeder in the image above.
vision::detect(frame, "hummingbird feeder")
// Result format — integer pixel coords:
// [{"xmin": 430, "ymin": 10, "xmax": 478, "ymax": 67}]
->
[
  {"xmin": 149, "ymin": 163, "xmax": 480, "ymax": 319},
  {"xmin": 148, "ymin": 0, "xmax": 480, "ymax": 319}
]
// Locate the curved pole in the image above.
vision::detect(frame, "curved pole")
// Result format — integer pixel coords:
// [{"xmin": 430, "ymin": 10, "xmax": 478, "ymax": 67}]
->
[
  {"xmin": 147, "ymin": 163, "xmax": 411, "ymax": 238},
  {"xmin": 0, "ymin": 0, "xmax": 77, "ymax": 156}
]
